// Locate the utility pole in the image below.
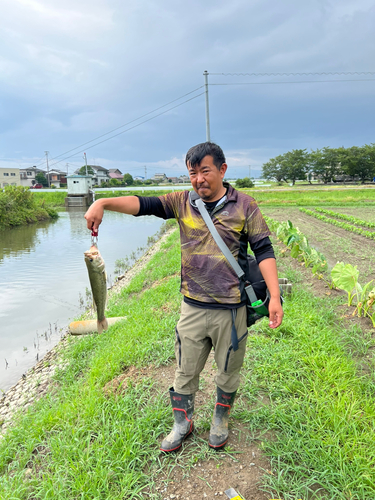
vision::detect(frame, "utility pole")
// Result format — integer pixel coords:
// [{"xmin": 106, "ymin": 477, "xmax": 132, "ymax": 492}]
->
[
  {"xmin": 45, "ymin": 151, "xmax": 50, "ymax": 187},
  {"xmin": 145, "ymin": 166, "xmax": 147, "ymax": 180},
  {"xmin": 203, "ymin": 70, "xmax": 211, "ymax": 142},
  {"xmin": 66, "ymin": 163, "xmax": 69, "ymax": 176},
  {"xmin": 84, "ymin": 153, "xmax": 88, "ymax": 175}
]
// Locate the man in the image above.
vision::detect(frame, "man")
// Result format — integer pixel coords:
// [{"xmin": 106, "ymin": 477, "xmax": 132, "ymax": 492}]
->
[{"xmin": 85, "ymin": 142, "xmax": 283, "ymax": 452}]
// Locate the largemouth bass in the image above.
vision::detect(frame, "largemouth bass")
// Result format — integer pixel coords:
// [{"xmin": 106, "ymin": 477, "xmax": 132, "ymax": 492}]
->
[{"xmin": 84, "ymin": 245, "xmax": 108, "ymax": 334}]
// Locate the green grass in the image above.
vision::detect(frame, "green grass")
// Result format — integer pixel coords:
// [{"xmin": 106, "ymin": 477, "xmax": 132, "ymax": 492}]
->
[
  {"xmin": 242, "ymin": 188, "xmax": 375, "ymax": 206},
  {"xmin": 1, "ymin": 229, "xmax": 375, "ymax": 499}
]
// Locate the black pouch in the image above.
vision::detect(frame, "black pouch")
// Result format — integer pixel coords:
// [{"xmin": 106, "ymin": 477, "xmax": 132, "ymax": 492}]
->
[{"xmin": 243, "ymin": 255, "xmax": 282, "ymax": 327}]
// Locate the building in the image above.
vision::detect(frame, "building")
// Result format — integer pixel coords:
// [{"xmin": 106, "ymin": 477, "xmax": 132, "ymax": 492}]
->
[
  {"xmin": 108, "ymin": 169, "xmax": 124, "ymax": 181},
  {"xmin": 0, "ymin": 167, "xmax": 21, "ymax": 188},
  {"xmin": 19, "ymin": 166, "xmax": 45, "ymax": 187},
  {"xmin": 75, "ymin": 165, "xmax": 109, "ymax": 186},
  {"xmin": 47, "ymin": 169, "xmax": 67, "ymax": 188},
  {"xmin": 179, "ymin": 175, "xmax": 190, "ymax": 183},
  {"xmin": 151, "ymin": 173, "xmax": 168, "ymax": 182},
  {"xmin": 134, "ymin": 176, "xmax": 145, "ymax": 181},
  {"xmin": 167, "ymin": 177, "xmax": 183, "ymax": 184}
]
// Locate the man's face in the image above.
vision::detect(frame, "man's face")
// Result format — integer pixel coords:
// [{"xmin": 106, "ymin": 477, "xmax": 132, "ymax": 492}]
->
[{"xmin": 187, "ymin": 155, "xmax": 227, "ymax": 202}]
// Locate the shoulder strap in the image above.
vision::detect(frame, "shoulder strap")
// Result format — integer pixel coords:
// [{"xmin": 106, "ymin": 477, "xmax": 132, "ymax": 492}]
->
[{"xmin": 195, "ymin": 198, "xmax": 245, "ymax": 279}]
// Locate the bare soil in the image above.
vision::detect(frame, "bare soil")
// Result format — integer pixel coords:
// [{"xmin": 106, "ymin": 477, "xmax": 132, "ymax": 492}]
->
[
  {"xmin": 105, "ymin": 353, "xmax": 272, "ymax": 500},
  {"xmin": 262, "ymin": 207, "xmax": 375, "ymax": 281}
]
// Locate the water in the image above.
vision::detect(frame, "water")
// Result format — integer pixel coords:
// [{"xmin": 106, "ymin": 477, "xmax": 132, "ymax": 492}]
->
[{"xmin": 0, "ymin": 209, "xmax": 164, "ymax": 392}]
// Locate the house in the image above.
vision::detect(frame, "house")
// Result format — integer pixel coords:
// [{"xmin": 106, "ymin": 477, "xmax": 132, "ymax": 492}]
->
[
  {"xmin": 167, "ymin": 177, "xmax": 183, "ymax": 184},
  {"xmin": 151, "ymin": 173, "xmax": 168, "ymax": 182},
  {"xmin": 74, "ymin": 165, "xmax": 110, "ymax": 185},
  {"xmin": 108, "ymin": 169, "xmax": 124, "ymax": 181},
  {"xmin": 19, "ymin": 166, "xmax": 45, "ymax": 187},
  {"xmin": 46, "ymin": 169, "xmax": 67, "ymax": 188},
  {"xmin": 179, "ymin": 175, "xmax": 190, "ymax": 183},
  {"xmin": 0, "ymin": 167, "xmax": 21, "ymax": 188},
  {"xmin": 134, "ymin": 176, "xmax": 145, "ymax": 181}
]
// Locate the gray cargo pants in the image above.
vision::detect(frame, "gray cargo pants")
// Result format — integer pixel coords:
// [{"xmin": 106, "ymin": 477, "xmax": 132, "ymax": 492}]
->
[{"xmin": 173, "ymin": 301, "xmax": 248, "ymax": 395}]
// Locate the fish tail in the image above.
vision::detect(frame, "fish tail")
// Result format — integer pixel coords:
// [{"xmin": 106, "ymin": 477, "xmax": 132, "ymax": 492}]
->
[{"xmin": 97, "ymin": 317, "xmax": 109, "ymax": 334}]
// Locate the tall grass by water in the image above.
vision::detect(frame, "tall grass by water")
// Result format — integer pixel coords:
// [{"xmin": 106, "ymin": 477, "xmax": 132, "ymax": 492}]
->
[{"xmin": 0, "ymin": 186, "xmax": 58, "ymax": 229}]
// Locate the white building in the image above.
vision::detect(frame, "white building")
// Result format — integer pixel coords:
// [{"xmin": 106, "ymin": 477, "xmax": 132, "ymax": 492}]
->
[{"xmin": 19, "ymin": 166, "xmax": 45, "ymax": 187}]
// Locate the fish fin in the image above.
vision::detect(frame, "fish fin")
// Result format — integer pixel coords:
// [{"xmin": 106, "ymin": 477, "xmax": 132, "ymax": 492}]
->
[
  {"xmin": 92, "ymin": 299, "xmax": 97, "ymax": 312},
  {"xmin": 97, "ymin": 317, "xmax": 108, "ymax": 334}
]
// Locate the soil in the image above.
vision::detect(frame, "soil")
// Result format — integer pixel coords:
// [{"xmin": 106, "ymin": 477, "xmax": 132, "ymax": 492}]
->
[
  {"xmin": 262, "ymin": 207, "xmax": 375, "ymax": 281},
  {"xmin": 105, "ymin": 354, "xmax": 273, "ymax": 500}
]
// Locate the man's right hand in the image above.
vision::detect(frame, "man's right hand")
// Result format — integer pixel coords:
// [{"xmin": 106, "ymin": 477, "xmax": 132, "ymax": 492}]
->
[
  {"xmin": 84, "ymin": 196, "xmax": 141, "ymax": 232},
  {"xmin": 85, "ymin": 199, "xmax": 104, "ymax": 232}
]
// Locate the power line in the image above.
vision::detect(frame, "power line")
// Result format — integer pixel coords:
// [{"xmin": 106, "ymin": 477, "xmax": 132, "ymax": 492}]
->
[
  {"xmin": 33, "ymin": 86, "xmax": 204, "ymax": 169},
  {"xmin": 209, "ymin": 79, "xmax": 375, "ymax": 85},
  {"xmin": 46, "ymin": 92, "xmax": 205, "ymax": 170},
  {"xmin": 209, "ymin": 71, "xmax": 375, "ymax": 76}
]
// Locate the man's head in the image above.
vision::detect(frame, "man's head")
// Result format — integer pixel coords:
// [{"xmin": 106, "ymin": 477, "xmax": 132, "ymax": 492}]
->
[{"xmin": 185, "ymin": 142, "xmax": 228, "ymax": 202}]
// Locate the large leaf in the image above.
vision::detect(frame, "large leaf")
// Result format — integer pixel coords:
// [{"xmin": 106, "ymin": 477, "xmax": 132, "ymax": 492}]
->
[{"xmin": 331, "ymin": 262, "xmax": 359, "ymax": 293}]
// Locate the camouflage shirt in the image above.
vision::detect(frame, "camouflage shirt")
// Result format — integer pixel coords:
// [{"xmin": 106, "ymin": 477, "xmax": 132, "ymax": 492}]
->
[{"xmin": 138, "ymin": 183, "xmax": 271, "ymax": 306}]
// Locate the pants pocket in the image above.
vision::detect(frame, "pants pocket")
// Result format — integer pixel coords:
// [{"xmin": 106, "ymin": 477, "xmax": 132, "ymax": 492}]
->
[
  {"xmin": 224, "ymin": 330, "xmax": 249, "ymax": 373},
  {"xmin": 175, "ymin": 327, "xmax": 182, "ymax": 367}
]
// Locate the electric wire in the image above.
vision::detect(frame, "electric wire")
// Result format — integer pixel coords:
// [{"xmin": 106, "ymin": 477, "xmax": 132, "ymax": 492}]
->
[
  {"xmin": 45, "ymin": 92, "xmax": 205, "ymax": 170},
  {"xmin": 209, "ymin": 72, "xmax": 375, "ymax": 76},
  {"xmin": 209, "ymin": 79, "xmax": 375, "ymax": 85},
  {"xmin": 32, "ymin": 85, "xmax": 205, "ymax": 169}
]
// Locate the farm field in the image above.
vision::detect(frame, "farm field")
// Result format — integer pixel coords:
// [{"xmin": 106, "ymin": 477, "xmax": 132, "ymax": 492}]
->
[{"xmin": 261, "ymin": 206, "xmax": 375, "ymax": 282}]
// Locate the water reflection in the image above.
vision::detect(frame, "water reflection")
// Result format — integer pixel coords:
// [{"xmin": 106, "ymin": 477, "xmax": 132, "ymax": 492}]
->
[
  {"xmin": 0, "ymin": 218, "xmax": 58, "ymax": 262},
  {"xmin": 0, "ymin": 208, "xmax": 163, "ymax": 392}
]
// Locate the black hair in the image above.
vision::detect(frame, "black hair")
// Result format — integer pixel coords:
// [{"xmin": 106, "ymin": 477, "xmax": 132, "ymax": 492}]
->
[{"xmin": 185, "ymin": 142, "xmax": 226, "ymax": 170}]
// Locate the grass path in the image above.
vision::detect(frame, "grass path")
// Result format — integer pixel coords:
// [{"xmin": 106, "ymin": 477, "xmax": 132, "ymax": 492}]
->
[{"xmin": 1, "ymin": 228, "xmax": 375, "ymax": 499}]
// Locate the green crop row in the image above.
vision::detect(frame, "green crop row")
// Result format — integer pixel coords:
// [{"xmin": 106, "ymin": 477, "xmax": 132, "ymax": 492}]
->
[
  {"xmin": 264, "ymin": 216, "xmax": 328, "ymax": 277},
  {"xmin": 266, "ymin": 216, "xmax": 375, "ymax": 327},
  {"xmin": 315, "ymin": 207, "xmax": 375, "ymax": 229},
  {"xmin": 299, "ymin": 208, "xmax": 375, "ymax": 241}
]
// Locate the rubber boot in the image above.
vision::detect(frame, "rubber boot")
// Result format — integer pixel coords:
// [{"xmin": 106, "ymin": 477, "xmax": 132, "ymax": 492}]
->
[
  {"xmin": 208, "ymin": 387, "xmax": 236, "ymax": 449},
  {"xmin": 160, "ymin": 388, "xmax": 194, "ymax": 452}
]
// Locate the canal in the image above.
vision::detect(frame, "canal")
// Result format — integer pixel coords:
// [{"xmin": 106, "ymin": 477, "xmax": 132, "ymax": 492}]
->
[{"xmin": 0, "ymin": 208, "xmax": 164, "ymax": 392}]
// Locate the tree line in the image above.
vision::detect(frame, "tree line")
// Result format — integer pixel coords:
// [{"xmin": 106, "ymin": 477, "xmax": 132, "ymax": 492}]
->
[{"xmin": 262, "ymin": 144, "xmax": 375, "ymax": 185}]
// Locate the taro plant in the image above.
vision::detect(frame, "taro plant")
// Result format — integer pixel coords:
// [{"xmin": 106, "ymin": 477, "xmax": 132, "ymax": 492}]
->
[
  {"xmin": 331, "ymin": 262, "xmax": 375, "ymax": 327},
  {"xmin": 331, "ymin": 262, "xmax": 360, "ymax": 306}
]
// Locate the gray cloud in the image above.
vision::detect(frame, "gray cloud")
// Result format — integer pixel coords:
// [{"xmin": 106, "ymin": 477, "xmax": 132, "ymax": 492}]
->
[{"xmin": 1, "ymin": 0, "xmax": 375, "ymax": 177}]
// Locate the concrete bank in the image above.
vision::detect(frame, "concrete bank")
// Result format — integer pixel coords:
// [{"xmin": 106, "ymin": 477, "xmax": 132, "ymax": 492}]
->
[{"xmin": 0, "ymin": 227, "xmax": 175, "ymax": 438}]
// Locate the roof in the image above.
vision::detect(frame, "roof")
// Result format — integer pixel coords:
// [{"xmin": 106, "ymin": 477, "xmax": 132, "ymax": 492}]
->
[
  {"xmin": 87, "ymin": 165, "xmax": 108, "ymax": 172},
  {"xmin": 109, "ymin": 172, "xmax": 123, "ymax": 179}
]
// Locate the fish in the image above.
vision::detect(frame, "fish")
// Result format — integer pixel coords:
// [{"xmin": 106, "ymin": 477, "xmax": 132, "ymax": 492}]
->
[{"xmin": 84, "ymin": 245, "xmax": 108, "ymax": 333}]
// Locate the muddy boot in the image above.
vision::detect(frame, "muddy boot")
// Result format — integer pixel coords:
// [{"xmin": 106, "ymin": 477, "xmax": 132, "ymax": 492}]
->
[
  {"xmin": 208, "ymin": 387, "xmax": 236, "ymax": 449},
  {"xmin": 160, "ymin": 388, "xmax": 194, "ymax": 452}
]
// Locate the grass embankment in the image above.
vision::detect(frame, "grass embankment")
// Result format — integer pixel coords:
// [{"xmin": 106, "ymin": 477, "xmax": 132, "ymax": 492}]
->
[
  {"xmin": 242, "ymin": 187, "xmax": 375, "ymax": 206},
  {"xmin": 1, "ymin": 227, "xmax": 375, "ymax": 499},
  {"xmin": 0, "ymin": 186, "xmax": 58, "ymax": 229}
]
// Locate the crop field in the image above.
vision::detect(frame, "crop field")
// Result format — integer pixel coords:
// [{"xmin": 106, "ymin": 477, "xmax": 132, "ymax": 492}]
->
[{"xmin": 262, "ymin": 205, "xmax": 375, "ymax": 283}]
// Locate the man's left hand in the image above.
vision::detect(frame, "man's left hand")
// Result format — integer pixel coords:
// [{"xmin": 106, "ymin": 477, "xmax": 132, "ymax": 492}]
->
[{"xmin": 268, "ymin": 296, "xmax": 284, "ymax": 329}]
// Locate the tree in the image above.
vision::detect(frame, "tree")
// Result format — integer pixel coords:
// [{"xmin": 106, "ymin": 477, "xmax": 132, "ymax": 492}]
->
[
  {"xmin": 262, "ymin": 155, "xmax": 288, "ymax": 183},
  {"xmin": 78, "ymin": 165, "xmax": 94, "ymax": 175},
  {"xmin": 35, "ymin": 172, "xmax": 48, "ymax": 187},
  {"xmin": 235, "ymin": 177, "xmax": 254, "ymax": 188},
  {"xmin": 123, "ymin": 173, "xmax": 134, "ymax": 186},
  {"xmin": 109, "ymin": 178, "xmax": 121, "ymax": 187},
  {"xmin": 340, "ymin": 145, "xmax": 375, "ymax": 183},
  {"xmin": 309, "ymin": 147, "xmax": 342, "ymax": 184},
  {"xmin": 282, "ymin": 149, "xmax": 309, "ymax": 185}
]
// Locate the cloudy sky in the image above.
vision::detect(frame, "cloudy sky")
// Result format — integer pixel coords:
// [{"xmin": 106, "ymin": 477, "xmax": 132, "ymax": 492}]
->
[{"xmin": 1, "ymin": 0, "xmax": 375, "ymax": 178}]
